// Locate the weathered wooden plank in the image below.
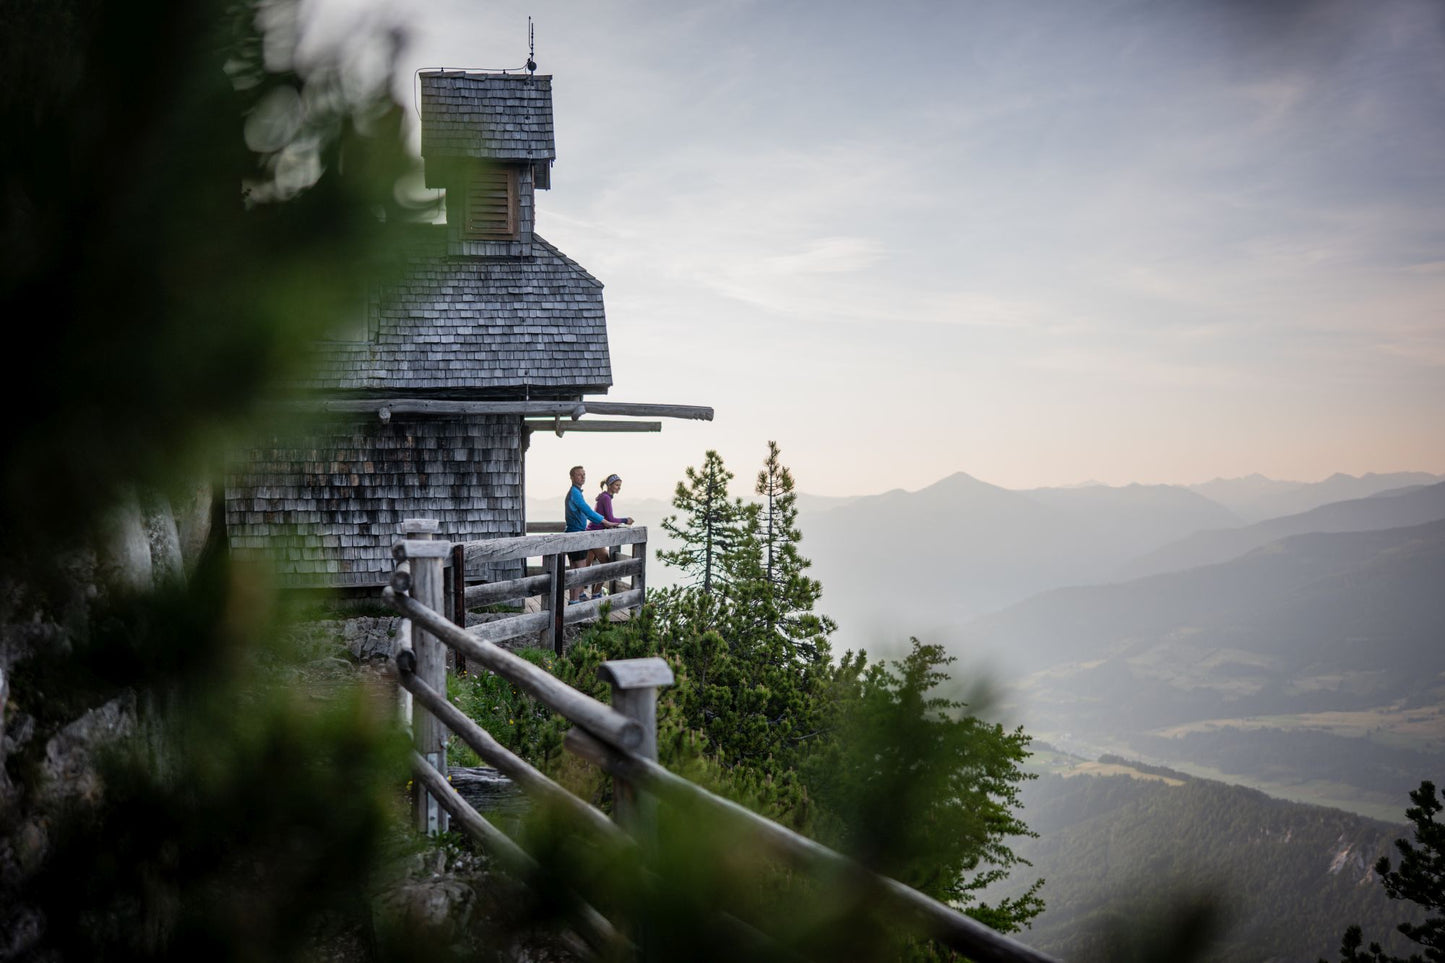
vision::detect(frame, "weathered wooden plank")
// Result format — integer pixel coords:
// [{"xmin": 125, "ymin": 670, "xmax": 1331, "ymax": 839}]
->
[
  {"xmin": 399, "ymin": 521, "xmax": 450, "ymax": 835},
  {"xmin": 409, "ymin": 752, "xmax": 530, "ymax": 871},
  {"xmin": 450, "ymin": 544, "xmax": 467, "ymax": 675},
  {"xmin": 581, "ymin": 402, "xmax": 714, "ymax": 421},
  {"xmin": 407, "ymin": 752, "xmax": 625, "ymax": 956},
  {"xmin": 525, "ymin": 521, "xmax": 566, "ymax": 534},
  {"xmin": 464, "ymin": 610, "xmax": 551, "ymax": 644},
  {"xmin": 394, "ymin": 619, "xmax": 413, "ymax": 729},
  {"xmin": 561, "ymin": 557, "xmax": 643, "ymax": 591},
  {"xmin": 397, "ymin": 671, "xmax": 624, "ymax": 844},
  {"xmin": 464, "ymin": 573, "xmax": 552, "ymax": 607},
  {"xmin": 563, "ymin": 730, "xmax": 1060, "ymax": 963},
  {"xmin": 395, "ymin": 538, "xmax": 452, "ymax": 559},
  {"xmin": 390, "ymin": 560, "xmax": 411, "ymax": 594},
  {"xmin": 561, "ymin": 589, "xmax": 643, "ymax": 625},
  {"xmin": 409, "ymin": 541, "xmax": 449, "ymax": 835},
  {"xmin": 546, "ymin": 553, "xmax": 565, "ymax": 656},
  {"xmin": 522, "ymin": 419, "xmax": 662, "ymax": 433},
  {"xmin": 462, "ymin": 527, "xmax": 648, "ymax": 567},
  {"xmin": 277, "ymin": 398, "xmax": 586, "ymax": 418},
  {"xmin": 384, "ymin": 586, "xmax": 643, "ymax": 751},
  {"xmin": 601, "ymin": 545, "xmax": 620, "ymax": 598},
  {"xmin": 633, "ymin": 537, "xmax": 647, "ymax": 602}
]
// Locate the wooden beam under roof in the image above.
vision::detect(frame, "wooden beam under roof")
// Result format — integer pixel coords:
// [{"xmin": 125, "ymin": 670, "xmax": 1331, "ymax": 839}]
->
[
  {"xmin": 524, "ymin": 419, "xmax": 662, "ymax": 434},
  {"xmin": 278, "ymin": 399, "xmax": 587, "ymax": 418},
  {"xmin": 275, "ymin": 399, "xmax": 713, "ymax": 421},
  {"xmin": 582, "ymin": 401, "xmax": 713, "ymax": 421}
]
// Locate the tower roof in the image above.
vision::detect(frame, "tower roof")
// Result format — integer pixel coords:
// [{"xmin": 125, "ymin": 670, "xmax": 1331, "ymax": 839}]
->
[{"xmin": 419, "ymin": 71, "xmax": 556, "ymax": 163}]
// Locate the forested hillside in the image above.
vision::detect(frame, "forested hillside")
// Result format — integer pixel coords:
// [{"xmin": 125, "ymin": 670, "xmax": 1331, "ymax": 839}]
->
[
  {"xmin": 990, "ymin": 759, "xmax": 1427, "ymax": 962},
  {"xmin": 965, "ymin": 519, "xmax": 1445, "ymax": 816}
]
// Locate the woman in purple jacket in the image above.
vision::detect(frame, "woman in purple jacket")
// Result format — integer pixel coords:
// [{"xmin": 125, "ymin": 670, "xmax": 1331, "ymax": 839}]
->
[{"xmin": 586, "ymin": 474, "xmax": 632, "ymax": 596}]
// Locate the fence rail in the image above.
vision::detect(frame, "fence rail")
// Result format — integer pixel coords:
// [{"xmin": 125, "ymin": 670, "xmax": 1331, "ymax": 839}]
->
[
  {"xmin": 387, "ymin": 521, "xmax": 1059, "ymax": 963},
  {"xmin": 439, "ymin": 525, "xmax": 648, "ymax": 657}
]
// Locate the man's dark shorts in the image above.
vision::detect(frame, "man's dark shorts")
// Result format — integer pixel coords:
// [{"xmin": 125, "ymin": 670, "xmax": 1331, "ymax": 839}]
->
[{"xmin": 567, "ymin": 550, "xmax": 588, "ymax": 565}]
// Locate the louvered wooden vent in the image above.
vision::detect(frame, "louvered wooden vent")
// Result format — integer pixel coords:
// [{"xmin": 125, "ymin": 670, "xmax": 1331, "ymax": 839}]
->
[{"xmin": 464, "ymin": 166, "xmax": 517, "ymax": 239}]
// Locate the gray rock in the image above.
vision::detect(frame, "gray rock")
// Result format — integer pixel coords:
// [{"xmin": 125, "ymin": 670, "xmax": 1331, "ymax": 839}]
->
[
  {"xmin": 41, "ymin": 693, "xmax": 136, "ymax": 806},
  {"xmin": 374, "ymin": 876, "xmax": 476, "ymax": 943},
  {"xmin": 344, "ymin": 617, "xmax": 401, "ymax": 662},
  {"xmin": 173, "ymin": 482, "xmax": 214, "ymax": 575},
  {"xmin": 449, "ymin": 766, "xmax": 529, "ymax": 820},
  {"xmin": 96, "ymin": 490, "xmax": 151, "ymax": 592},
  {"xmin": 140, "ymin": 489, "xmax": 184, "ymax": 587}
]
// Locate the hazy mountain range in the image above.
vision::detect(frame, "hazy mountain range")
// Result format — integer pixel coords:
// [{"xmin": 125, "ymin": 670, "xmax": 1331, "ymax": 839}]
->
[
  {"xmin": 959, "ymin": 514, "xmax": 1445, "ymax": 817},
  {"xmin": 530, "ymin": 467, "xmax": 1445, "ymax": 949},
  {"xmin": 1186, "ymin": 471, "xmax": 1444, "ymax": 523},
  {"xmin": 528, "ymin": 470, "xmax": 1444, "ymax": 659},
  {"xmin": 1118, "ymin": 480, "xmax": 1445, "ymax": 579},
  {"xmin": 797, "ymin": 470, "xmax": 1443, "ymax": 655},
  {"xmin": 527, "ymin": 468, "xmax": 1445, "ymax": 819}
]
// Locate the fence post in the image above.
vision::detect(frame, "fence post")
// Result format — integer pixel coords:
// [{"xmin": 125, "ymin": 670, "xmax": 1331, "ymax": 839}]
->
[
  {"xmin": 597, "ymin": 658, "xmax": 673, "ymax": 836},
  {"xmin": 451, "ymin": 543, "xmax": 467, "ymax": 676},
  {"xmin": 607, "ymin": 545, "xmax": 622, "ymax": 599},
  {"xmin": 633, "ymin": 533, "xmax": 647, "ymax": 603},
  {"xmin": 599, "ymin": 657, "xmax": 671, "ymax": 961},
  {"xmin": 548, "ymin": 552, "xmax": 566, "ymax": 656},
  {"xmin": 401, "ymin": 518, "xmax": 450, "ymax": 836}
]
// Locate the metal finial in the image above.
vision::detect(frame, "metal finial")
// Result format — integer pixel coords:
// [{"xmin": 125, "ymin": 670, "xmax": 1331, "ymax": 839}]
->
[{"xmin": 526, "ymin": 17, "xmax": 537, "ymax": 74}]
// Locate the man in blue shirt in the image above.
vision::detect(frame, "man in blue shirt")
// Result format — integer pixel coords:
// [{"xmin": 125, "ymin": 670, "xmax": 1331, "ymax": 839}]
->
[{"xmin": 564, "ymin": 465, "xmax": 618, "ymax": 602}]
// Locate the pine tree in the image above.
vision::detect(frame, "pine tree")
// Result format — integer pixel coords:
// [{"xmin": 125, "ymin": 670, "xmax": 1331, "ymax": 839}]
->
[
  {"xmin": 802, "ymin": 640, "xmax": 1044, "ymax": 940},
  {"xmin": 659, "ymin": 450, "xmax": 758, "ymax": 594},
  {"xmin": 750, "ymin": 441, "xmax": 835, "ymax": 663},
  {"xmin": 1328, "ymin": 780, "xmax": 1445, "ymax": 963}
]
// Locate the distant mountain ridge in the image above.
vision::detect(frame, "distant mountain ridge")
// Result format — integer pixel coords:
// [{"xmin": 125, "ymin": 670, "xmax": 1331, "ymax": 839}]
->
[
  {"xmin": 1117, "ymin": 480, "xmax": 1445, "ymax": 579},
  {"xmin": 959, "ymin": 518, "xmax": 1445, "ymax": 814},
  {"xmin": 527, "ymin": 469, "xmax": 1444, "ymax": 659},
  {"xmin": 1187, "ymin": 471, "xmax": 1443, "ymax": 522},
  {"xmin": 800, "ymin": 472, "xmax": 1242, "ymax": 650}
]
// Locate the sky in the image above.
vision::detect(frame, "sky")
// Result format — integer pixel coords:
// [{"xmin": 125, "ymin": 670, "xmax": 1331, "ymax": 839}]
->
[{"xmin": 308, "ymin": 0, "xmax": 1445, "ymax": 501}]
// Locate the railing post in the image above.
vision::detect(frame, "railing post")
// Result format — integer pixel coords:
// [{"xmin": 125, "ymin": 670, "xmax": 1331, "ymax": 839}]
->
[
  {"xmin": 597, "ymin": 658, "xmax": 673, "ymax": 836},
  {"xmin": 607, "ymin": 545, "xmax": 621, "ymax": 598},
  {"xmin": 633, "ymin": 533, "xmax": 647, "ymax": 603},
  {"xmin": 547, "ymin": 552, "xmax": 566, "ymax": 656},
  {"xmin": 599, "ymin": 657, "xmax": 671, "ymax": 962},
  {"xmin": 450, "ymin": 542, "xmax": 467, "ymax": 676},
  {"xmin": 401, "ymin": 518, "xmax": 450, "ymax": 836}
]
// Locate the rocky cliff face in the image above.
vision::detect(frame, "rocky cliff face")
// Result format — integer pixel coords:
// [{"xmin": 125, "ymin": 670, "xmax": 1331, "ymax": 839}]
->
[{"xmin": 0, "ymin": 484, "xmax": 214, "ymax": 957}]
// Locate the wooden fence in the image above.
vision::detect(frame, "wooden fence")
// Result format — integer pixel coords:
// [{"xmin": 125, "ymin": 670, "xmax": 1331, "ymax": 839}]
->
[
  {"xmin": 387, "ymin": 520, "xmax": 1059, "ymax": 963},
  {"xmin": 438, "ymin": 522, "xmax": 647, "ymax": 659}
]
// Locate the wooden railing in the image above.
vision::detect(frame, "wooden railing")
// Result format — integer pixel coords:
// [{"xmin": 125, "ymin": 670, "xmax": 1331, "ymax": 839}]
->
[
  {"xmin": 430, "ymin": 521, "xmax": 647, "ymax": 657},
  {"xmin": 386, "ymin": 520, "xmax": 1059, "ymax": 963}
]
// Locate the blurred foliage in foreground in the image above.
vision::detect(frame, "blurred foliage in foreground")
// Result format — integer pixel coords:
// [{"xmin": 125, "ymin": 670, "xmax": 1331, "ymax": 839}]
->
[
  {"xmin": 0, "ymin": 0, "xmax": 417, "ymax": 564},
  {"xmin": 1, "ymin": 0, "xmax": 1047, "ymax": 957},
  {"xmin": 0, "ymin": 0, "xmax": 430, "ymax": 958}
]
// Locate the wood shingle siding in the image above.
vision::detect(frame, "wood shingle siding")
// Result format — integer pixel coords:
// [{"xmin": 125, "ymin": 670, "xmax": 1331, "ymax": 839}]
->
[
  {"xmin": 303, "ymin": 229, "xmax": 610, "ymax": 395},
  {"xmin": 226, "ymin": 415, "xmax": 525, "ymax": 587},
  {"xmin": 419, "ymin": 72, "xmax": 556, "ymax": 166},
  {"xmin": 226, "ymin": 68, "xmax": 625, "ymax": 589}
]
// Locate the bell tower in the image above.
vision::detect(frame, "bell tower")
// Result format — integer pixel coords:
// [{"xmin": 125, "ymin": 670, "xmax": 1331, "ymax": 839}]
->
[{"xmin": 419, "ymin": 70, "xmax": 556, "ymax": 258}]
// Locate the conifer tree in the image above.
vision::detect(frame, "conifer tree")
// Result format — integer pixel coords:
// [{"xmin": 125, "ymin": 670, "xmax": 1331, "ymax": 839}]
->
[
  {"xmin": 750, "ymin": 441, "xmax": 835, "ymax": 663},
  {"xmin": 659, "ymin": 450, "xmax": 758, "ymax": 594},
  {"xmin": 1328, "ymin": 779, "xmax": 1445, "ymax": 963}
]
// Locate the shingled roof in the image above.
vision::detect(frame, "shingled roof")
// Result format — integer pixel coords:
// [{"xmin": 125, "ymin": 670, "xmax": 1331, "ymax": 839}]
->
[
  {"xmin": 304, "ymin": 227, "xmax": 611, "ymax": 397},
  {"xmin": 420, "ymin": 71, "xmax": 556, "ymax": 163}
]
